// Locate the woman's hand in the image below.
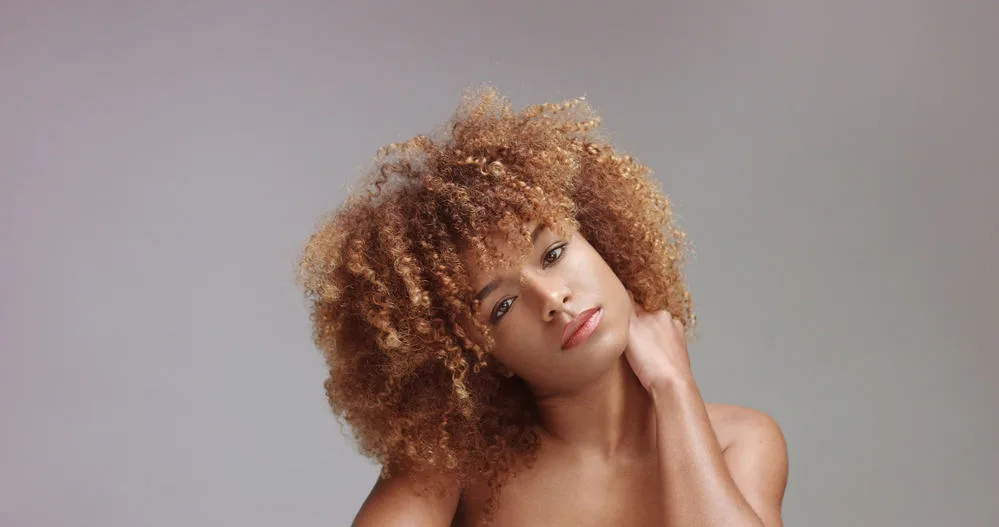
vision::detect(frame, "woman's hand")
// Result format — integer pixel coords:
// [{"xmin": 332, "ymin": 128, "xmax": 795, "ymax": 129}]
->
[{"xmin": 623, "ymin": 292, "xmax": 694, "ymax": 394}]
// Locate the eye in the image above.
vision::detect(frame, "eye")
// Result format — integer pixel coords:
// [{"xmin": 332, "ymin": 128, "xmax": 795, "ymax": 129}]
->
[
  {"xmin": 491, "ymin": 242, "xmax": 568, "ymax": 323},
  {"xmin": 492, "ymin": 297, "xmax": 514, "ymax": 321},
  {"xmin": 543, "ymin": 243, "xmax": 567, "ymax": 267}
]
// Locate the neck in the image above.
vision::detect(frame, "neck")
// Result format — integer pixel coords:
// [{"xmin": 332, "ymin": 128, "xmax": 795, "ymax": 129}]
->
[{"xmin": 533, "ymin": 355, "xmax": 657, "ymax": 459}]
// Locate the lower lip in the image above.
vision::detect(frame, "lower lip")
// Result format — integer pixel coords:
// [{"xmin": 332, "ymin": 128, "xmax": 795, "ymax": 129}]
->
[{"xmin": 562, "ymin": 308, "xmax": 603, "ymax": 350}]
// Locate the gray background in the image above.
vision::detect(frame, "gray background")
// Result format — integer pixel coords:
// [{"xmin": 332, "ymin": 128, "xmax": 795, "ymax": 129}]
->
[{"xmin": 2, "ymin": 1, "xmax": 996, "ymax": 526}]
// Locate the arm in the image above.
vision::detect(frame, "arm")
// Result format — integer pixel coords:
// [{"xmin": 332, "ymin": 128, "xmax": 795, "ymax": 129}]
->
[
  {"xmin": 623, "ymin": 302, "xmax": 788, "ymax": 527},
  {"xmin": 352, "ymin": 466, "xmax": 462, "ymax": 527},
  {"xmin": 650, "ymin": 380, "xmax": 788, "ymax": 527}
]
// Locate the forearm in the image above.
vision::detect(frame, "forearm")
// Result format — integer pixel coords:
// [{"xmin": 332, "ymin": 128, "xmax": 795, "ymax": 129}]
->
[{"xmin": 651, "ymin": 379, "xmax": 764, "ymax": 527}]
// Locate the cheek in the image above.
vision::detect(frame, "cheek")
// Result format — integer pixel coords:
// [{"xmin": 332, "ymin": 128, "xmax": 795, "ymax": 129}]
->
[
  {"xmin": 602, "ymin": 272, "xmax": 634, "ymax": 329},
  {"xmin": 489, "ymin": 322, "xmax": 545, "ymax": 368}
]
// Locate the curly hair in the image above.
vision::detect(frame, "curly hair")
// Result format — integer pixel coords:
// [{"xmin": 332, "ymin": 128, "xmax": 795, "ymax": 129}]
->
[{"xmin": 296, "ymin": 85, "xmax": 695, "ymax": 522}]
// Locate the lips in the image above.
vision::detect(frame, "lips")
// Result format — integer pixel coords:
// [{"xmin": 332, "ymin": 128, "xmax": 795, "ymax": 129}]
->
[{"xmin": 561, "ymin": 306, "xmax": 601, "ymax": 347}]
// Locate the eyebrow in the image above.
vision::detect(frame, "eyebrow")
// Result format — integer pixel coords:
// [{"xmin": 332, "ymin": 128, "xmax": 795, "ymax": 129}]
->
[{"xmin": 473, "ymin": 223, "xmax": 547, "ymax": 306}]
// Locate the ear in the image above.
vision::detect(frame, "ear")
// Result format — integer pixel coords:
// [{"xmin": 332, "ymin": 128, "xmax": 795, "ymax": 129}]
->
[{"xmin": 497, "ymin": 364, "xmax": 515, "ymax": 378}]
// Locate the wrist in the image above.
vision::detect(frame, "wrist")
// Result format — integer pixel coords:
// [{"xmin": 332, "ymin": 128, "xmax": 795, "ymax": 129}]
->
[{"xmin": 648, "ymin": 371, "xmax": 699, "ymax": 406}]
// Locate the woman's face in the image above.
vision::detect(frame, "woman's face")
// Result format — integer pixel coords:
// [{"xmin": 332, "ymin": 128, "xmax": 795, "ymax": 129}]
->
[{"xmin": 463, "ymin": 221, "xmax": 633, "ymax": 396}]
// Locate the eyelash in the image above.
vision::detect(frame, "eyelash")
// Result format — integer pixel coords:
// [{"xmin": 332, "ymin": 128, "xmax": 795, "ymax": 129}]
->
[{"xmin": 491, "ymin": 242, "xmax": 567, "ymax": 322}]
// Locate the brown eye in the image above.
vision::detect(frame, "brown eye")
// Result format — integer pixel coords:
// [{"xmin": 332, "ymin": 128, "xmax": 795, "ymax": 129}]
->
[
  {"xmin": 492, "ymin": 297, "xmax": 514, "ymax": 321},
  {"xmin": 543, "ymin": 243, "xmax": 567, "ymax": 267},
  {"xmin": 491, "ymin": 243, "xmax": 567, "ymax": 323}
]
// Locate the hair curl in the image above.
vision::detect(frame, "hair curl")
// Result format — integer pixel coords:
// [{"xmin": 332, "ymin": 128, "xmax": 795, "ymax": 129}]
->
[{"xmin": 296, "ymin": 85, "xmax": 695, "ymax": 521}]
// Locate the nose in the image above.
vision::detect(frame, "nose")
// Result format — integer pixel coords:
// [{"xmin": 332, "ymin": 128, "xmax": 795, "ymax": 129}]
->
[{"xmin": 519, "ymin": 270, "xmax": 572, "ymax": 322}]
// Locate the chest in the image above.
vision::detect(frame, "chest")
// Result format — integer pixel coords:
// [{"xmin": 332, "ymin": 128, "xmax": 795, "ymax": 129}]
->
[{"xmin": 454, "ymin": 452, "xmax": 664, "ymax": 527}]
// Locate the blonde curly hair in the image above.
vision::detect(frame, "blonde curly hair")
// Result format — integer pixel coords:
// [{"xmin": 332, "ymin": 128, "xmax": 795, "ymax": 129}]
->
[{"xmin": 296, "ymin": 85, "xmax": 694, "ymax": 521}]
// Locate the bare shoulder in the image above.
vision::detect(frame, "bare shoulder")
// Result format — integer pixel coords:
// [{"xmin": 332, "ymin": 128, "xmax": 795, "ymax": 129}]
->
[
  {"xmin": 352, "ymin": 466, "xmax": 462, "ymax": 527},
  {"xmin": 705, "ymin": 403, "xmax": 789, "ymax": 526},
  {"xmin": 704, "ymin": 402, "xmax": 785, "ymax": 452}
]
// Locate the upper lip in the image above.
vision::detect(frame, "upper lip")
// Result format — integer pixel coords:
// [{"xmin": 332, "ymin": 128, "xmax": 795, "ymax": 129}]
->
[{"xmin": 561, "ymin": 306, "xmax": 601, "ymax": 347}]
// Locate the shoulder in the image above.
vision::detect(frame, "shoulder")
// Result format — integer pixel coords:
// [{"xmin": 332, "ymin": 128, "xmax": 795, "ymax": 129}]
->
[
  {"xmin": 703, "ymin": 404, "xmax": 788, "ymax": 491},
  {"xmin": 352, "ymin": 466, "xmax": 462, "ymax": 527},
  {"xmin": 705, "ymin": 403, "xmax": 784, "ymax": 452},
  {"xmin": 705, "ymin": 403, "xmax": 789, "ymax": 524}
]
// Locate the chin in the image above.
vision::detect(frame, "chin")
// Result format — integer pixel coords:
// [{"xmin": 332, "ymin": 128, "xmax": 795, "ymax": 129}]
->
[{"xmin": 587, "ymin": 319, "xmax": 631, "ymax": 371}]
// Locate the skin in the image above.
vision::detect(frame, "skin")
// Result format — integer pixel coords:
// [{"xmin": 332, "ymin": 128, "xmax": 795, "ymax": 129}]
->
[
  {"xmin": 461, "ymin": 220, "xmax": 635, "ymax": 397},
  {"xmin": 352, "ymin": 221, "xmax": 789, "ymax": 527}
]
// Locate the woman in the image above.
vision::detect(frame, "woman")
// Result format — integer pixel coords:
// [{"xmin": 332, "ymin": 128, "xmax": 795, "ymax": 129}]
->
[{"xmin": 297, "ymin": 86, "xmax": 788, "ymax": 526}]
